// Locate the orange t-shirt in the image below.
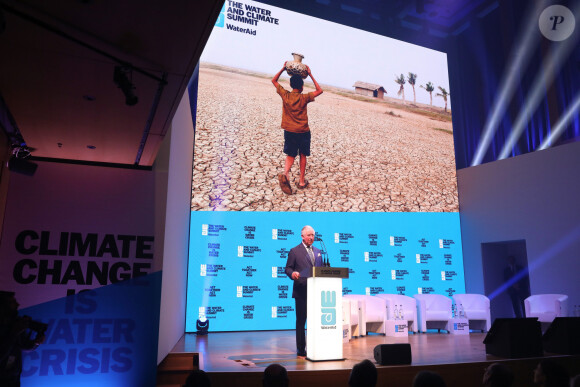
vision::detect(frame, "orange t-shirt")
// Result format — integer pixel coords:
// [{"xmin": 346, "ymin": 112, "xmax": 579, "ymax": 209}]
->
[{"xmin": 276, "ymin": 84, "xmax": 315, "ymax": 133}]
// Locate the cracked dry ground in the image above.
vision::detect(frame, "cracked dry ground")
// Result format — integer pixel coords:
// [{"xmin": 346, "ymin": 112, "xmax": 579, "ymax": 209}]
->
[{"xmin": 191, "ymin": 66, "xmax": 458, "ymax": 213}]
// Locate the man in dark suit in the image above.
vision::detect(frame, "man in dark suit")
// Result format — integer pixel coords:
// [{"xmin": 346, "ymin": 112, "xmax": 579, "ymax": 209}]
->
[{"xmin": 285, "ymin": 225, "xmax": 323, "ymax": 358}]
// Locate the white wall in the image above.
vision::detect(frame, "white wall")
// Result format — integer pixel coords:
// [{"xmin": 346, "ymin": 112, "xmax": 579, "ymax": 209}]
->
[
  {"xmin": 457, "ymin": 141, "xmax": 580, "ymax": 315},
  {"xmin": 156, "ymin": 91, "xmax": 195, "ymax": 363}
]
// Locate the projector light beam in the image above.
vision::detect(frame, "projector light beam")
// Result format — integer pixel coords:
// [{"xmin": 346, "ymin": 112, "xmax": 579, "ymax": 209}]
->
[
  {"xmin": 538, "ymin": 91, "xmax": 580, "ymax": 150},
  {"xmin": 488, "ymin": 223, "xmax": 580, "ymax": 301},
  {"xmin": 471, "ymin": 0, "xmax": 549, "ymax": 167},
  {"xmin": 498, "ymin": 2, "xmax": 580, "ymax": 160},
  {"xmin": 497, "ymin": 27, "xmax": 579, "ymax": 160}
]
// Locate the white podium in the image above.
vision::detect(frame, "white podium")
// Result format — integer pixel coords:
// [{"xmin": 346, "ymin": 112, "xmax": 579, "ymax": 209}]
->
[{"xmin": 306, "ymin": 267, "xmax": 349, "ymax": 361}]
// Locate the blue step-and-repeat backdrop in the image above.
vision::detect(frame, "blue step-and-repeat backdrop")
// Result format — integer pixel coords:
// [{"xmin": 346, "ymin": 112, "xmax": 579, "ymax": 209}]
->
[{"xmin": 185, "ymin": 212, "xmax": 464, "ymax": 332}]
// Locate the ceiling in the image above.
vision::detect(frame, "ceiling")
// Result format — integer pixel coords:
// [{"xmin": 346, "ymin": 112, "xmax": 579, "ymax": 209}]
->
[
  {"xmin": 0, "ymin": 0, "xmax": 223, "ymax": 166},
  {"xmin": 0, "ymin": 0, "xmax": 498, "ymax": 168}
]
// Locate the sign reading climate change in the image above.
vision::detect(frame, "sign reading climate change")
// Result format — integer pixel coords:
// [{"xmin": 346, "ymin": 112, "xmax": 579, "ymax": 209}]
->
[
  {"xmin": 12, "ymin": 230, "xmax": 154, "ymax": 287},
  {"xmin": 187, "ymin": 2, "xmax": 463, "ymax": 332},
  {"xmin": 4, "ymin": 229, "xmax": 160, "ymax": 385},
  {"xmin": 0, "ymin": 163, "xmax": 160, "ymax": 386}
]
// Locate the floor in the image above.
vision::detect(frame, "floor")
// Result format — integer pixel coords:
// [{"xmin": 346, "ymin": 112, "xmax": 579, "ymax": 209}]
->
[{"xmin": 171, "ymin": 330, "xmax": 491, "ymax": 372}]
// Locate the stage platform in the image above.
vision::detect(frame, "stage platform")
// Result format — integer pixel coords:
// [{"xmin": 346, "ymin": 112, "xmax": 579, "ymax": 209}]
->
[{"xmin": 157, "ymin": 330, "xmax": 580, "ymax": 386}]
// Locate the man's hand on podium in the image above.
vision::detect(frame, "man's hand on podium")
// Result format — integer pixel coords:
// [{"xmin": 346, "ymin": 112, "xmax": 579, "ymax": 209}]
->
[{"xmin": 291, "ymin": 271, "xmax": 300, "ymax": 280}]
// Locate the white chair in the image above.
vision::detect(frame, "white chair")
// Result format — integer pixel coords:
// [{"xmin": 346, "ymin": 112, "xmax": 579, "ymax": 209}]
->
[
  {"xmin": 342, "ymin": 295, "xmax": 363, "ymax": 337},
  {"xmin": 343, "ymin": 294, "xmax": 388, "ymax": 336},
  {"xmin": 525, "ymin": 294, "xmax": 568, "ymax": 323},
  {"xmin": 413, "ymin": 294, "xmax": 452, "ymax": 333},
  {"xmin": 359, "ymin": 295, "xmax": 387, "ymax": 335},
  {"xmin": 374, "ymin": 294, "xmax": 418, "ymax": 333},
  {"xmin": 452, "ymin": 294, "xmax": 491, "ymax": 332}
]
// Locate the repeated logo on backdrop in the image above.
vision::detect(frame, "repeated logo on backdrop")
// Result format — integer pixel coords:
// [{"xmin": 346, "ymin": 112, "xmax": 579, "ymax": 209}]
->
[{"xmin": 186, "ymin": 211, "xmax": 465, "ymax": 332}]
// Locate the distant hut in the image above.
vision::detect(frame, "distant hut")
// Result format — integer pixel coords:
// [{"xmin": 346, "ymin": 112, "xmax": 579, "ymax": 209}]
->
[{"xmin": 352, "ymin": 81, "xmax": 386, "ymax": 99}]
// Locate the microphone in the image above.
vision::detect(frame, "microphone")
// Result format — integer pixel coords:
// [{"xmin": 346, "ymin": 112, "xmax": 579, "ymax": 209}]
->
[{"xmin": 316, "ymin": 235, "xmax": 330, "ymax": 267}]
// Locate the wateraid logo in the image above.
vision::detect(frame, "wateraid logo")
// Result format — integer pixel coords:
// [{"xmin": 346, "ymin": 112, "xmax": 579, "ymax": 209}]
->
[
  {"xmin": 321, "ymin": 291, "xmax": 336, "ymax": 325},
  {"xmin": 215, "ymin": 3, "xmax": 226, "ymax": 27}
]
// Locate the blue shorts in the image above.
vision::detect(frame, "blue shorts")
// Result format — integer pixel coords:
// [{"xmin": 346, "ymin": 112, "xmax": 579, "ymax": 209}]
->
[{"xmin": 283, "ymin": 131, "xmax": 311, "ymax": 157}]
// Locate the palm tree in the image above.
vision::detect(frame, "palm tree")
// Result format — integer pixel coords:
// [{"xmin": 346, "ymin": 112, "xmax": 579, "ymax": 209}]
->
[
  {"xmin": 420, "ymin": 82, "xmax": 435, "ymax": 106},
  {"xmin": 394, "ymin": 74, "xmax": 406, "ymax": 101},
  {"xmin": 436, "ymin": 86, "xmax": 450, "ymax": 112},
  {"xmin": 407, "ymin": 72, "xmax": 417, "ymax": 104}
]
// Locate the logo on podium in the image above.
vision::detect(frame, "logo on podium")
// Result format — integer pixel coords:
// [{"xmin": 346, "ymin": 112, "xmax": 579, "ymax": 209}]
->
[{"xmin": 321, "ymin": 291, "xmax": 336, "ymax": 326}]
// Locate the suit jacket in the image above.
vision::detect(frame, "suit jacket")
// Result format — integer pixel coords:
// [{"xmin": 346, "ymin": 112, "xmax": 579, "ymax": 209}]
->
[{"xmin": 285, "ymin": 243, "xmax": 323, "ymax": 299}]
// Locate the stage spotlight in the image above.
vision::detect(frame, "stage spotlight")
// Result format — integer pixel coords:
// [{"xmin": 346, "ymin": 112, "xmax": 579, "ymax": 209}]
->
[
  {"xmin": 11, "ymin": 143, "xmax": 31, "ymax": 159},
  {"xmin": 114, "ymin": 66, "xmax": 138, "ymax": 106},
  {"xmin": 7, "ymin": 143, "xmax": 37, "ymax": 176},
  {"xmin": 196, "ymin": 317, "xmax": 209, "ymax": 335},
  {"xmin": 8, "ymin": 157, "xmax": 37, "ymax": 176}
]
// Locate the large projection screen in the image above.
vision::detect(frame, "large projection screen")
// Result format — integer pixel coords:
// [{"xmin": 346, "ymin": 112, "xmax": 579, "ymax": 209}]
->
[{"xmin": 186, "ymin": 1, "xmax": 464, "ymax": 332}]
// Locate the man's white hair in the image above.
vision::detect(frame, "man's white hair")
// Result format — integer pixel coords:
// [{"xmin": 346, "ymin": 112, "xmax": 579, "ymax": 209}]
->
[{"xmin": 301, "ymin": 225, "xmax": 314, "ymax": 236}]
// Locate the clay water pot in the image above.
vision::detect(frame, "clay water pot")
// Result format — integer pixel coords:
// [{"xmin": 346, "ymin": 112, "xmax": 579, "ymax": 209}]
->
[{"xmin": 285, "ymin": 53, "xmax": 308, "ymax": 79}]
